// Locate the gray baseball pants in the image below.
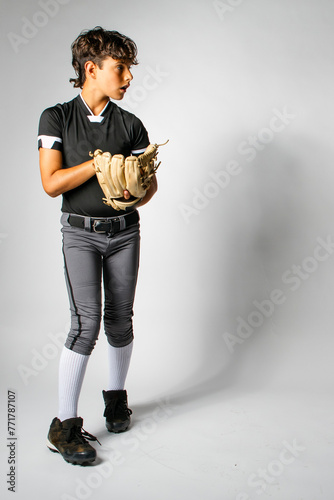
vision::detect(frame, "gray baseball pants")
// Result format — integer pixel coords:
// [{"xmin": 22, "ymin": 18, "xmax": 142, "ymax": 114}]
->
[{"xmin": 60, "ymin": 212, "xmax": 140, "ymax": 355}]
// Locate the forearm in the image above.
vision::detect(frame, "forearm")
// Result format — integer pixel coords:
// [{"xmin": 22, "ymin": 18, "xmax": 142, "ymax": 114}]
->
[
  {"xmin": 136, "ymin": 175, "xmax": 158, "ymax": 208},
  {"xmin": 41, "ymin": 157, "xmax": 96, "ymax": 198}
]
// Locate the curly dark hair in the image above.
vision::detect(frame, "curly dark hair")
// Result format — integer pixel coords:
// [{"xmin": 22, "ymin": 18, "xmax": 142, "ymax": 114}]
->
[{"xmin": 69, "ymin": 26, "xmax": 138, "ymax": 88}]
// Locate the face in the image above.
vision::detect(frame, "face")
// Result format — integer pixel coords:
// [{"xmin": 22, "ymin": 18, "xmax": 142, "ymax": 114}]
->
[{"xmin": 93, "ymin": 57, "xmax": 133, "ymax": 100}]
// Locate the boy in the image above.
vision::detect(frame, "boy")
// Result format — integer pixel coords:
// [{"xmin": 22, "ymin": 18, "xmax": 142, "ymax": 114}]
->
[{"xmin": 38, "ymin": 26, "xmax": 157, "ymax": 465}]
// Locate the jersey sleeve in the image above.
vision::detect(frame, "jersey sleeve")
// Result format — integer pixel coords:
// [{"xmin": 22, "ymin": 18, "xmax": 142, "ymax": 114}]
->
[
  {"xmin": 37, "ymin": 106, "xmax": 63, "ymax": 151},
  {"xmin": 130, "ymin": 116, "xmax": 150, "ymax": 155}
]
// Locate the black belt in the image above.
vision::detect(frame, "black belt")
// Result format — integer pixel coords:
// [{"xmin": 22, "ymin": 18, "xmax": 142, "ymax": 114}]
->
[{"xmin": 68, "ymin": 210, "xmax": 139, "ymax": 236}]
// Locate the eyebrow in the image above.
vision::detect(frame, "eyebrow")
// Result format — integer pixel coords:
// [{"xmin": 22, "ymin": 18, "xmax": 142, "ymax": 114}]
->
[{"xmin": 115, "ymin": 59, "xmax": 132, "ymax": 67}]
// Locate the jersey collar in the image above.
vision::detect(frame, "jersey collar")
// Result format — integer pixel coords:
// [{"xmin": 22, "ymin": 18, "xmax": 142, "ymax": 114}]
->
[{"xmin": 79, "ymin": 94, "xmax": 111, "ymax": 123}]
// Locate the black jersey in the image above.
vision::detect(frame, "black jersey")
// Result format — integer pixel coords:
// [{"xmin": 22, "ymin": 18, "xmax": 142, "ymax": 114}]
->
[{"xmin": 38, "ymin": 94, "xmax": 150, "ymax": 217}]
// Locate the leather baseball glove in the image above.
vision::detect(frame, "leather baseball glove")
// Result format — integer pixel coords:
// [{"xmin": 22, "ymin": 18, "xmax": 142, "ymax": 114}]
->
[{"xmin": 91, "ymin": 141, "xmax": 168, "ymax": 210}]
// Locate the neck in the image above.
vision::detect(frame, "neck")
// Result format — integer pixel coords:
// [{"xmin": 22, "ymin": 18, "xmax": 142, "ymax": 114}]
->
[{"xmin": 81, "ymin": 88, "xmax": 109, "ymax": 116}]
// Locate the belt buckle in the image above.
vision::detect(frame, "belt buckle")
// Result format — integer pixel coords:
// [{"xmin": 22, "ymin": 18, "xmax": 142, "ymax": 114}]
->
[
  {"xmin": 93, "ymin": 218, "xmax": 121, "ymax": 236},
  {"xmin": 93, "ymin": 219, "xmax": 109, "ymax": 233}
]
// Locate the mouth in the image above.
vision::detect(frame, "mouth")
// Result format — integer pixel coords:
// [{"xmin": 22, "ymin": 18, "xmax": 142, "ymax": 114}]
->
[{"xmin": 120, "ymin": 84, "xmax": 130, "ymax": 92}]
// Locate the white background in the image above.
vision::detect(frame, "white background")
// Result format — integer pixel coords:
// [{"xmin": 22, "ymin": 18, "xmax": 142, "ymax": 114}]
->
[{"xmin": 1, "ymin": 0, "xmax": 334, "ymax": 499}]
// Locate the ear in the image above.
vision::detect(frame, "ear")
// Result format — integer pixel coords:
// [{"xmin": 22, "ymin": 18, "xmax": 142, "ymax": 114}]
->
[{"xmin": 84, "ymin": 60, "xmax": 98, "ymax": 80}]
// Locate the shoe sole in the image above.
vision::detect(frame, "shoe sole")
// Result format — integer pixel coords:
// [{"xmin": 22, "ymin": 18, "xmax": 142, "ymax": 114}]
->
[{"xmin": 46, "ymin": 439, "xmax": 96, "ymax": 465}]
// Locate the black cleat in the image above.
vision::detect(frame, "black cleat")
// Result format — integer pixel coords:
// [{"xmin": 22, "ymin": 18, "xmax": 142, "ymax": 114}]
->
[
  {"xmin": 47, "ymin": 417, "xmax": 100, "ymax": 465},
  {"xmin": 102, "ymin": 390, "xmax": 132, "ymax": 433}
]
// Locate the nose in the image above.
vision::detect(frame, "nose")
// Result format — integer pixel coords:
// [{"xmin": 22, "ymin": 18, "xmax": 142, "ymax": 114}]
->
[{"xmin": 125, "ymin": 67, "xmax": 133, "ymax": 82}]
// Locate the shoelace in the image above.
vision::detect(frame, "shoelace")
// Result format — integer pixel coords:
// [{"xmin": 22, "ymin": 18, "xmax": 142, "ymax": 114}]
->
[
  {"xmin": 104, "ymin": 398, "xmax": 132, "ymax": 420},
  {"xmin": 67, "ymin": 425, "xmax": 101, "ymax": 446}
]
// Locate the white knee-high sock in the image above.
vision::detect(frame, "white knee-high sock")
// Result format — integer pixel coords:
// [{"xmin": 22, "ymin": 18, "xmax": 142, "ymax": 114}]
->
[
  {"xmin": 58, "ymin": 346, "xmax": 90, "ymax": 422},
  {"xmin": 107, "ymin": 341, "xmax": 133, "ymax": 391}
]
